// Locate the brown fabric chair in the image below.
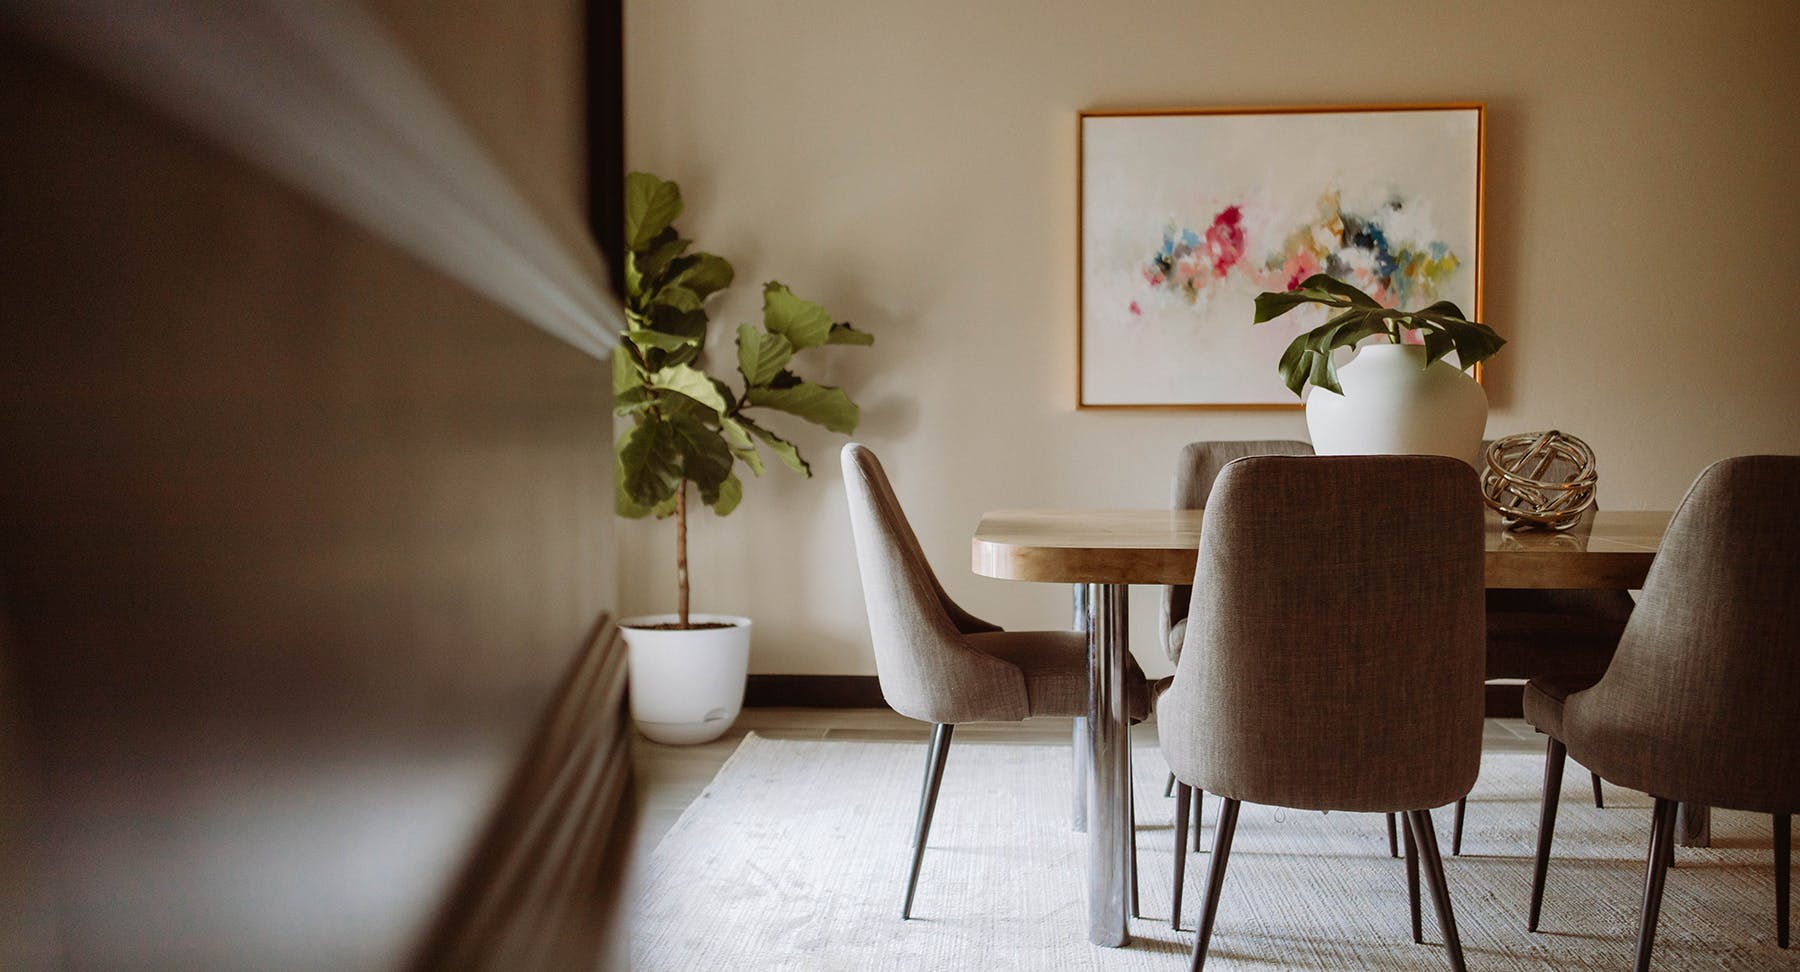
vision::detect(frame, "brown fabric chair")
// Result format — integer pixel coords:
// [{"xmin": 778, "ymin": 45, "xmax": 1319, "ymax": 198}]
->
[
  {"xmin": 1523, "ymin": 454, "xmax": 1800, "ymax": 967},
  {"xmin": 840, "ymin": 443, "xmax": 1152, "ymax": 919},
  {"xmin": 1159, "ymin": 455, "xmax": 1486, "ymax": 971},
  {"xmin": 1155, "ymin": 441, "xmax": 1314, "ymax": 844}
]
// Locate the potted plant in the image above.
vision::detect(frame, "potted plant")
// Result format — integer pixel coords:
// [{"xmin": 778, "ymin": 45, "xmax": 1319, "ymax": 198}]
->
[
  {"xmin": 616, "ymin": 171, "xmax": 873, "ymax": 744},
  {"xmin": 1253, "ymin": 273, "xmax": 1505, "ymax": 466}
]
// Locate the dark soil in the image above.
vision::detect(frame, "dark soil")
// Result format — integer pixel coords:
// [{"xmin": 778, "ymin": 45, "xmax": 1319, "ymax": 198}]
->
[{"xmin": 632, "ymin": 621, "xmax": 738, "ymax": 631}]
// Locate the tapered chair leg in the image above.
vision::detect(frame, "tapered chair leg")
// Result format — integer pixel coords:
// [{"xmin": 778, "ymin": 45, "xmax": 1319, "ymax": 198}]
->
[
  {"xmin": 1191, "ymin": 785, "xmax": 1205, "ymax": 851},
  {"xmin": 1386, "ymin": 812, "xmax": 1400, "ymax": 858},
  {"xmin": 1172, "ymin": 782, "xmax": 1191, "ymax": 929},
  {"xmin": 1592, "ymin": 771, "xmax": 1605, "ymax": 809},
  {"xmin": 1776, "ymin": 813, "xmax": 1790, "ymax": 949},
  {"xmin": 902, "ymin": 723, "xmax": 953, "ymax": 919},
  {"xmin": 1189, "ymin": 797, "xmax": 1241, "ymax": 972},
  {"xmin": 1452, "ymin": 797, "xmax": 1466, "ymax": 856},
  {"xmin": 1635, "ymin": 797, "xmax": 1679, "ymax": 972},
  {"xmin": 1165, "ymin": 771, "xmax": 1176, "ymax": 798},
  {"xmin": 1528, "ymin": 736, "xmax": 1568, "ymax": 932},
  {"xmin": 1407, "ymin": 809, "xmax": 1468, "ymax": 972},
  {"xmin": 1404, "ymin": 813, "xmax": 1421, "ymax": 943}
]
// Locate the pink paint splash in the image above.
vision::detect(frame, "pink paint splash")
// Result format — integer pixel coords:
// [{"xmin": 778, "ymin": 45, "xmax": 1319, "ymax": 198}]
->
[
  {"xmin": 1128, "ymin": 301, "xmax": 1142, "ymax": 316},
  {"xmin": 1204, "ymin": 206, "xmax": 1246, "ymax": 278}
]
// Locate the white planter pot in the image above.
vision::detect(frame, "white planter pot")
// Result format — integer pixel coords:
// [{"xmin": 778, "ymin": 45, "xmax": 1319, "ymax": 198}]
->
[
  {"xmin": 621, "ymin": 614, "xmax": 752, "ymax": 745},
  {"xmin": 1305, "ymin": 343, "xmax": 1488, "ymax": 468}
]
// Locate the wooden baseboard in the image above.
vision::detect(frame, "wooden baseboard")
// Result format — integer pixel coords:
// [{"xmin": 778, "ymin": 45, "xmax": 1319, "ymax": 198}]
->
[
  {"xmin": 748, "ymin": 675, "xmax": 1530, "ymax": 717},
  {"xmin": 745, "ymin": 675, "xmax": 887, "ymax": 708}
]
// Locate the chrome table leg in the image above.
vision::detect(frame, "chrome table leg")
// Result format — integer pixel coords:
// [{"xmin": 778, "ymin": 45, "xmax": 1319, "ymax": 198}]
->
[{"xmin": 1085, "ymin": 582, "xmax": 1131, "ymax": 946}]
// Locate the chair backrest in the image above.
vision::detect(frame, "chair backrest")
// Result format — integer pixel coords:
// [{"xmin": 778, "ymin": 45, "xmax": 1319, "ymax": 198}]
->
[
  {"xmin": 839, "ymin": 443, "xmax": 1029, "ymax": 724},
  {"xmin": 1160, "ymin": 440, "xmax": 1314, "ymax": 661},
  {"xmin": 1563, "ymin": 454, "xmax": 1800, "ymax": 813},
  {"xmin": 1159, "ymin": 455, "xmax": 1486, "ymax": 812}
]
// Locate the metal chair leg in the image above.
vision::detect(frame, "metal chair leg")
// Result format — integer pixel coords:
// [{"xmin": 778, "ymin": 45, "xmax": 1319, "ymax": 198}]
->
[
  {"xmin": 1528, "ymin": 736, "xmax": 1568, "ymax": 932},
  {"xmin": 1386, "ymin": 812, "xmax": 1399, "ymax": 858},
  {"xmin": 1407, "ymin": 809, "xmax": 1468, "ymax": 972},
  {"xmin": 902, "ymin": 723, "xmax": 953, "ymax": 919},
  {"xmin": 1635, "ymin": 797, "xmax": 1679, "ymax": 972},
  {"xmin": 1192, "ymin": 786, "xmax": 1205, "ymax": 851},
  {"xmin": 1404, "ymin": 812, "xmax": 1421, "ymax": 943},
  {"xmin": 1189, "ymin": 797, "xmax": 1240, "ymax": 972},
  {"xmin": 1165, "ymin": 771, "xmax": 1176, "ymax": 798},
  {"xmin": 1592, "ymin": 771, "xmax": 1605, "ymax": 809},
  {"xmin": 1776, "ymin": 813, "xmax": 1791, "ymax": 949},
  {"xmin": 1452, "ymin": 797, "xmax": 1466, "ymax": 856},
  {"xmin": 1172, "ymin": 782, "xmax": 1191, "ymax": 929}
]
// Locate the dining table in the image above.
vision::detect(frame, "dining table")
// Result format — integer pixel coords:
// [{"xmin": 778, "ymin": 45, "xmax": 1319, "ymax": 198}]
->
[{"xmin": 970, "ymin": 507, "xmax": 1672, "ymax": 947}]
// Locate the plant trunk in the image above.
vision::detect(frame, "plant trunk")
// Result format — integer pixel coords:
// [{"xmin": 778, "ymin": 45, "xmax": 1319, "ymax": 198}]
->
[{"xmin": 675, "ymin": 477, "xmax": 690, "ymax": 628}]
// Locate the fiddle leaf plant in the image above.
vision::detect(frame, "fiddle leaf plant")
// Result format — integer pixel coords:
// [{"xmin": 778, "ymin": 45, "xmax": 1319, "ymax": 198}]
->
[
  {"xmin": 1252, "ymin": 273, "xmax": 1505, "ymax": 397},
  {"xmin": 616, "ymin": 172, "xmax": 873, "ymax": 628}
]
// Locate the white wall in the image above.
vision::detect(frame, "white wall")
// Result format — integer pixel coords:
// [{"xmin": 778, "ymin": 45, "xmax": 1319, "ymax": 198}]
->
[{"xmin": 623, "ymin": 0, "xmax": 1800, "ymax": 677}]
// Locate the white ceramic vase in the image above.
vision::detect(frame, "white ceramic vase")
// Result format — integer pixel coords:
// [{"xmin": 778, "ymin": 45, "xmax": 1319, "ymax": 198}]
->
[
  {"xmin": 622, "ymin": 614, "xmax": 752, "ymax": 745},
  {"xmin": 1305, "ymin": 343, "xmax": 1488, "ymax": 468}
]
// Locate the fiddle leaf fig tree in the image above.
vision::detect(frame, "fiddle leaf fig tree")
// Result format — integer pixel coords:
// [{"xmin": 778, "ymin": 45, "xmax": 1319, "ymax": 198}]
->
[
  {"xmin": 1253, "ymin": 273, "xmax": 1505, "ymax": 397},
  {"xmin": 616, "ymin": 172, "xmax": 873, "ymax": 628}
]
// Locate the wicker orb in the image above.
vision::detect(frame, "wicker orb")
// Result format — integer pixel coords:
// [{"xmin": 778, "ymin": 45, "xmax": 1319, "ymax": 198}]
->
[{"xmin": 1481, "ymin": 431, "xmax": 1598, "ymax": 531}]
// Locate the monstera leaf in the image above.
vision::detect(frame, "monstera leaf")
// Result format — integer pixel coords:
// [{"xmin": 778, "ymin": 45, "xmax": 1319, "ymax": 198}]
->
[{"xmin": 1254, "ymin": 273, "xmax": 1505, "ymax": 397}]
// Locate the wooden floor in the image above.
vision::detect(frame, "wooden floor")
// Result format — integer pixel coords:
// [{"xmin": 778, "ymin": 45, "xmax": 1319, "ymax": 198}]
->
[{"xmin": 631, "ymin": 709, "xmax": 1547, "ymax": 852}]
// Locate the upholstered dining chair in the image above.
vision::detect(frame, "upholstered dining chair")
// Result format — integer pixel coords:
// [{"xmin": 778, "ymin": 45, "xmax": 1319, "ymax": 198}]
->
[
  {"xmin": 840, "ymin": 443, "xmax": 1153, "ymax": 920},
  {"xmin": 1523, "ymin": 454, "xmax": 1800, "ymax": 968},
  {"xmin": 1157, "ymin": 440, "xmax": 1314, "ymax": 844},
  {"xmin": 1161, "ymin": 455, "xmax": 1486, "ymax": 971}
]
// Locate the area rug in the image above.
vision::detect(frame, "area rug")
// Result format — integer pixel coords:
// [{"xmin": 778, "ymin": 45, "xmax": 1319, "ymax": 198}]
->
[{"xmin": 633, "ymin": 735, "xmax": 1794, "ymax": 970}]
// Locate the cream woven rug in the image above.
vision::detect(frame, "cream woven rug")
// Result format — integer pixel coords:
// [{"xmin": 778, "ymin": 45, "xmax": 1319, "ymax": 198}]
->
[{"xmin": 633, "ymin": 735, "xmax": 1794, "ymax": 970}]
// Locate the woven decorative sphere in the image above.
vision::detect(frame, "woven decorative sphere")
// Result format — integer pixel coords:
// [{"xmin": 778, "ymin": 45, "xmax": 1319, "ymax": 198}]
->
[{"xmin": 1481, "ymin": 430, "xmax": 1598, "ymax": 531}]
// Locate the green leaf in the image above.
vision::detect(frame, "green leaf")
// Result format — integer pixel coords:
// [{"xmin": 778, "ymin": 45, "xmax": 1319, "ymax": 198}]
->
[
  {"xmin": 670, "ymin": 253, "xmax": 734, "ymax": 302},
  {"xmin": 1308, "ymin": 352, "xmax": 1342, "ymax": 396},
  {"xmin": 1253, "ymin": 273, "xmax": 1383, "ymax": 323},
  {"xmin": 646, "ymin": 363, "xmax": 731, "ymax": 414},
  {"xmin": 613, "ymin": 385, "xmax": 653, "ymax": 415},
  {"xmin": 625, "ymin": 172, "xmax": 683, "ymax": 252},
  {"xmin": 746, "ymin": 380, "xmax": 860, "ymax": 434},
  {"xmin": 718, "ymin": 416, "xmax": 765, "ymax": 475},
  {"xmin": 740, "ymin": 418, "xmax": 810, "ymax": 476},
  {"xmin": 653, "ymin": 283, "xmax": 704, "ymax": 314},
  {"xmin": 1421, "ymin": 328, "xmax": 1457, "ymax": 367},
  {"xmin": 613, "ymin": 343, "xmax": 645, "ymax": 396},
  {"xmin": 761, "ymin": 282, "xmax": 835, "ymax": 350},
  {"xmin": 737, "ymin": 324, "xmax": 794, "ymax": 387},
  {"xmin": 1297, "ymin": 273, "xmax": 1383, "ymax": 308},
  {"xmin": 644, "ymin": 303, "xmax": 708, "ymax": 340},
  {"xmin": 623, "ymin": 328, "xmax": 698, "ymax": 353},
  {"xmin": 668, "ymin": 414, "xmax": 734, "ymax": 492},
  {"xmin": 1413, "ymin": 299, "xmax": 1471, "ymax": 322},
  {"xmin": 702, "ymin": 472, "xmax": 743, "ymax": 516},
  {"xmin": 631, "ymin": 228, "xmax": 687, "ymax": 284},
  {"xmin": 825, "ymin": 322, "xmax": 875, "ymax": 346},
  {"xmin": 617, "ymin": 416, "xmax": 681, "ymax": 510}
]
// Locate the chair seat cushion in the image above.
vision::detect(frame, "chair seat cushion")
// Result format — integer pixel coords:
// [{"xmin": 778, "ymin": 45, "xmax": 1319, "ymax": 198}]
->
[
  {"xmin": 1522, "ymin": 671, "xmax": 1606, "ymax": 740},
  {"xmin": 965, "ymin": 630, "xmax": 1152, "ymax": 721}
]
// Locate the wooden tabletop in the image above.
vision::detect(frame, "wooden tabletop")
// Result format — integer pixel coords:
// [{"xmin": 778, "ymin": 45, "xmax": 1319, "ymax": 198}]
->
[{"xmin": 972, "ymin": 509, "xmax": 1671, "ymax": 589}]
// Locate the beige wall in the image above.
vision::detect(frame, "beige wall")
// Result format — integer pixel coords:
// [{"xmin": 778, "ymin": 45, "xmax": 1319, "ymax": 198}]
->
[{"xmin": 624, "ymin": 0, "xmax": 1800, "ymax": 677}]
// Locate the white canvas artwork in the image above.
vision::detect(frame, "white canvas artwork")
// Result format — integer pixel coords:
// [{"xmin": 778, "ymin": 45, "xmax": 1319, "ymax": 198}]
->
[{"xmin": 1079, "ymin": 106, "xmax": 1482, "ymax": 408}]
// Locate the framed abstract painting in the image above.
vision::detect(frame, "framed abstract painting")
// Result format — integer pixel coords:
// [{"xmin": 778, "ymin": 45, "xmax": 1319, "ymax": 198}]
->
[{"xmin": 1078, "ymin": 104, "xmax": 1484, "ymax": 409}]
